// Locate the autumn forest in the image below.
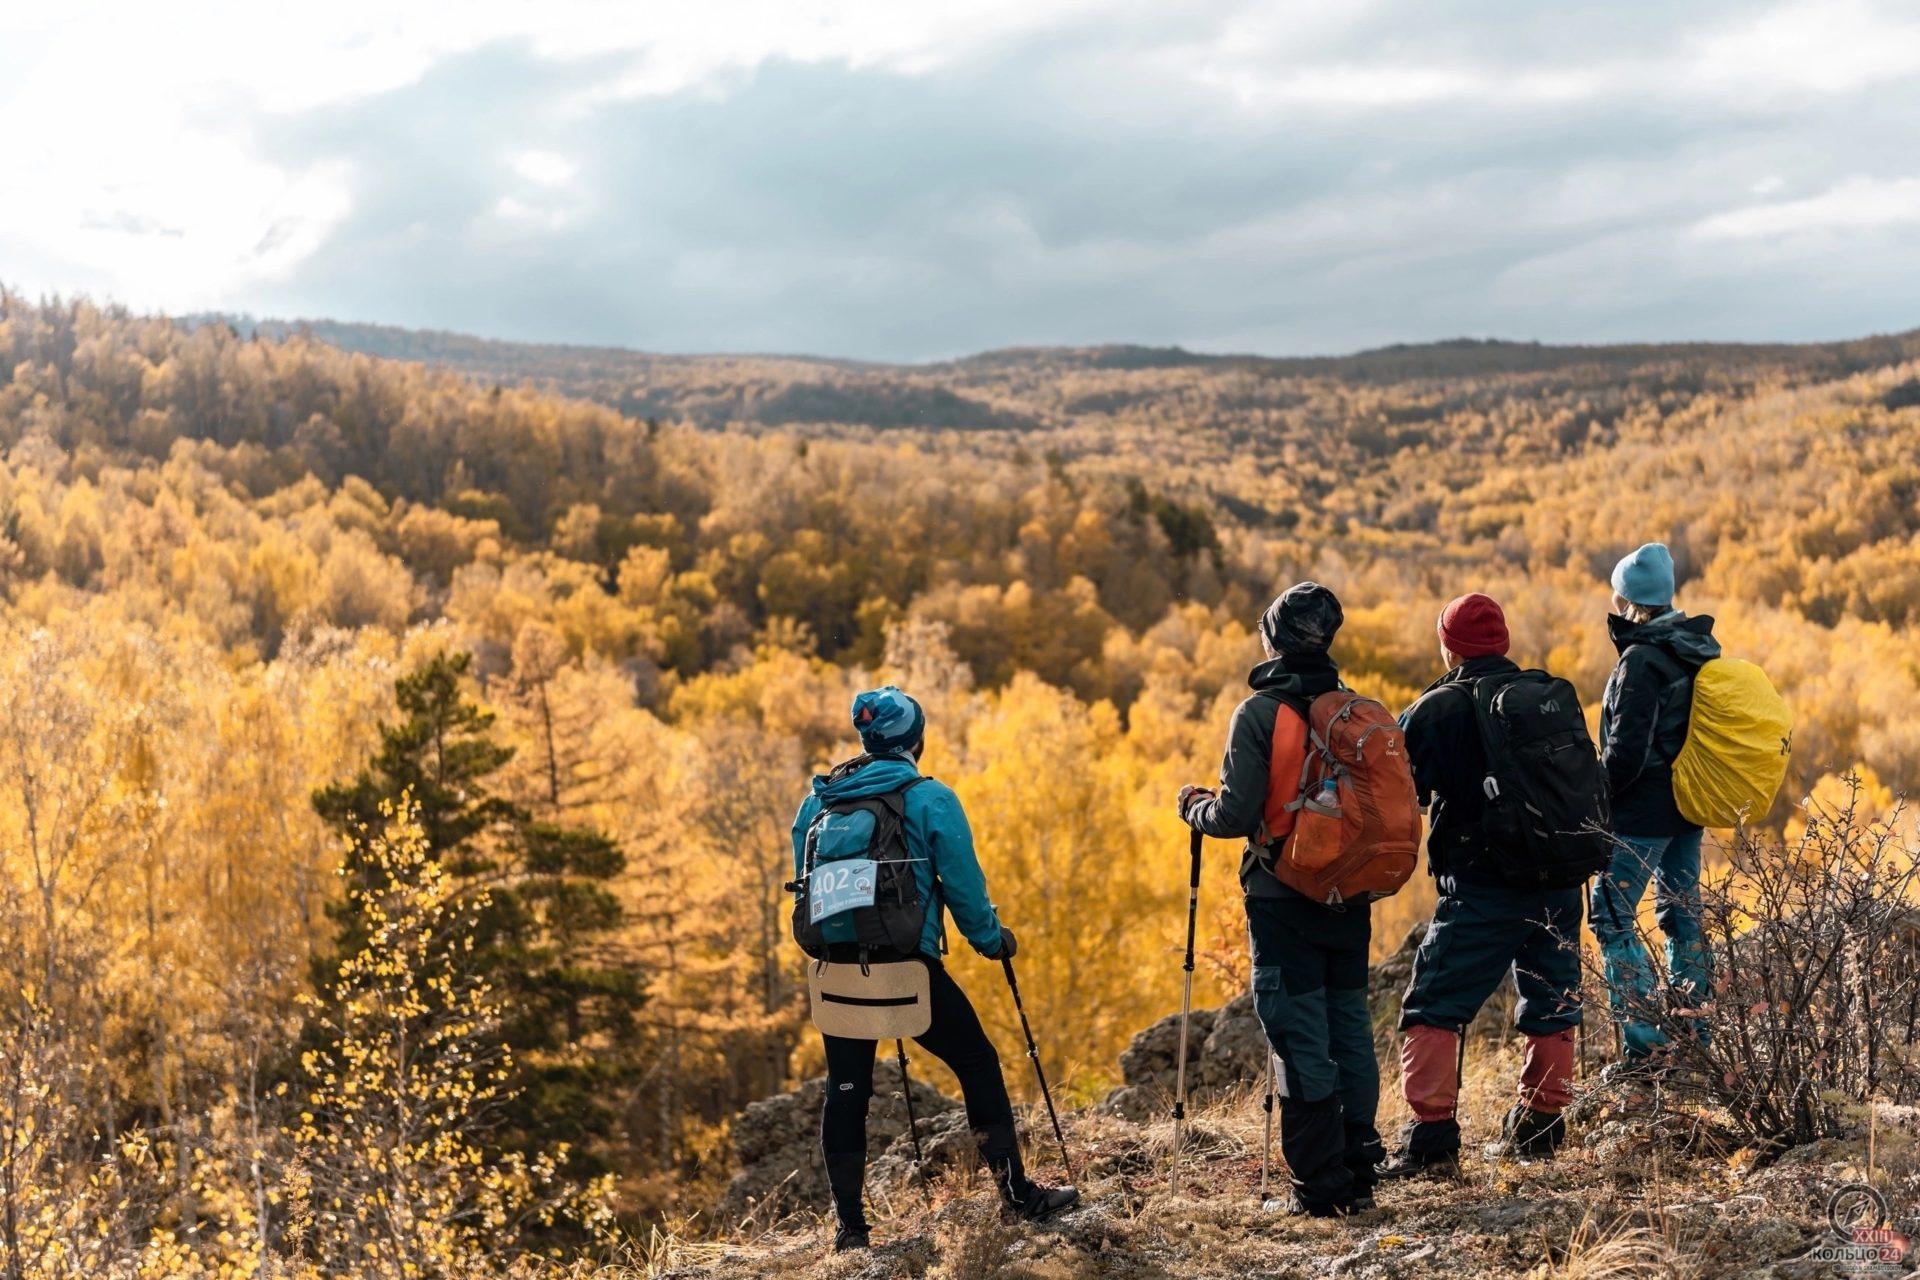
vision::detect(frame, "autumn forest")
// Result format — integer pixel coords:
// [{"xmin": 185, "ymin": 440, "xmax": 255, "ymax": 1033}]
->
[{"xmin": 1, "ymin": 290, "xmax": 1918, "ymax": 1274}]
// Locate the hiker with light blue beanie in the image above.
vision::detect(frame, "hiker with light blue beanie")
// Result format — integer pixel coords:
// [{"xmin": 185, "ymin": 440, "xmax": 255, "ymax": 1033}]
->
[
  {"xmin": 792, "ymin": 686, "xmax": 1076, "ymax": 1252},
  {"xmin": 1593, "ymin": 543, "xmax": 1720, "ymax": 1081}
]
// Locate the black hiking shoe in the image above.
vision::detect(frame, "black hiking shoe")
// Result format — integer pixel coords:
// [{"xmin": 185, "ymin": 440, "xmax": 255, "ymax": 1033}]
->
[
  {"xmin": 1374, "ymin": 1147, "xmax": 1460, "ymax": 1181},
  {"xmin": 1008, "ymin": 1184, "xmax": 1080, "ymax": 1222},
  {"xmin": 832, "ymin": 1224, "xmax": 871, "ymax": 1253},
  {"xmin": 1289, "ymin": 1194, "xmax": 1372, "ymax": 1218},
  {"xmin": 1485, "ymin": 1105, "xmax": 1565, "ymax": 1161}
]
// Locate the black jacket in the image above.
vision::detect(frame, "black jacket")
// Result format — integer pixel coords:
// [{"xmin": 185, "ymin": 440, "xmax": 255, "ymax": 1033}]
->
[
  {"xmin": 1397, "ymin": 655, "xmax": 1521, "ymax": 879},
  {"xmin": 1185, "ymin": 652, "xmax": 1343, "ymax": 900},
  {"xmin": 1600, "ymin": 611, "xmax": 1721, "ymax": 836}
]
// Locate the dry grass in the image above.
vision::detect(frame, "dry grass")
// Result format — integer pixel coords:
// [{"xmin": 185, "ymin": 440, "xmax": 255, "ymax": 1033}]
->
[
  {"xmin": 612, "ymin": 1027, "xmax": 1866, "ymax": 1279},
  {"xmin": 1531, "ymin": 1211, "xmax": 1703, "ymax": 1280}
]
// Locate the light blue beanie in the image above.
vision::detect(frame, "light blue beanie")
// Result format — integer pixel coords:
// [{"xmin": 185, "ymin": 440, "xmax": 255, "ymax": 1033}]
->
[
  {"xmin": 1611, "ymin": 542, "xmax": 1676, "ymax": 607},
  {"xmin": 851, "ymin": 686, "xmax": 925, "ymax": 754}
]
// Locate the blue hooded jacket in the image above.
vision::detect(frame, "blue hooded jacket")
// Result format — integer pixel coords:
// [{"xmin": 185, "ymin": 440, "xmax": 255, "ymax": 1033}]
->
[{"xmin": 790, "ymin": 754, "xmax": 1003, "ymax": 960}]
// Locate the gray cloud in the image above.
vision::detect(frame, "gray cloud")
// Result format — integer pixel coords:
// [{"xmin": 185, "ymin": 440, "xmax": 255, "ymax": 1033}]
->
[{"xmin": 247, "ymin": 0, "xmax": 1920, "ymax": 360}]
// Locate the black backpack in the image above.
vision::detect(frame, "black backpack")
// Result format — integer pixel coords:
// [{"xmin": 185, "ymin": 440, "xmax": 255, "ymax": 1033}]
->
[
  {"xmin": 1463, "ymin": 671, "xmax": 1612, "ymax": 888},
  {"xmin": 789, "ymin": 770, "xmax": 929, "ymax": 963}
]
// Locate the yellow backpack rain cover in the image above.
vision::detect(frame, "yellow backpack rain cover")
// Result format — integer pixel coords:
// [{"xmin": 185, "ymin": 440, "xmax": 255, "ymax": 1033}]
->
[{"xmin": 1672, "ymin": 658, "xmax": 1792, "ymax": 828}]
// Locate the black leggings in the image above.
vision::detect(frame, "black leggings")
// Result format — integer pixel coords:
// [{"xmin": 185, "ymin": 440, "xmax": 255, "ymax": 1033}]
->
[{"xmin": 821, "ymin": 959, "xmax": 1019, "ymax": 1169}]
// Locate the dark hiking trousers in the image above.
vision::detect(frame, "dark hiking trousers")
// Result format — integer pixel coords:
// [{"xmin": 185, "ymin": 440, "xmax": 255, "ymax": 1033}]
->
[
  {"xmin": 820, "ymin": 957, "xmax": 1030, "ymax": 1226},
  {"xmin": 1397, "ymin": 875, "xmax": 1584, "ymax": 1158},
  {"xmin": 1246, "ymin": 892, "xmax": 1382, "ymax": 1210}
]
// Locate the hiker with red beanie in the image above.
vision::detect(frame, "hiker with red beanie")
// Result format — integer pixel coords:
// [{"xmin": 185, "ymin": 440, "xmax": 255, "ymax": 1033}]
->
[{"xmin": 1376, "ymin": 593, "xmax": 1608, "ymax": 1178}]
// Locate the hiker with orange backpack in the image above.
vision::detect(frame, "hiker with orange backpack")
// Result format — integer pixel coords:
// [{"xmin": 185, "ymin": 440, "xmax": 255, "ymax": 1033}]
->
[
  {"xmin": 1375, "ymin": 594, "xmax": 1610, "ymax": 1181},
  {"xmin": 1178, "ymin": 583, "xmax": 1420, "ymax": 1217}
]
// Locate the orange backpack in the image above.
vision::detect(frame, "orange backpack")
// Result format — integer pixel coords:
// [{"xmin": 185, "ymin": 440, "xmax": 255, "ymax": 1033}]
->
[{"xmin": 1265, "ymin": 691, "xmax": 1421, "ymax": 905}]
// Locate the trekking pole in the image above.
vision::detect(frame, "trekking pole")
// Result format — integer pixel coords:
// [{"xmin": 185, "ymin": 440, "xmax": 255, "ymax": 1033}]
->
[
  {"xmin": 1002, "ymin": 957, "xmax": 1076, "ymax": 1184},
  {"xmin": 894, "ymin": 1040, "xmax": 934, "ymax": 1209},
  {"xmin": 1258, "ymin": 1049, "xmax": 1276, "ymax": 1198},
  {"xmin": 1456, "ymin": 1031, "xmax": 1467, "ymax": 1124},
  {"xmin": 1170, "ymin": 828, "xmax": 1203, "ymax": 1192}
]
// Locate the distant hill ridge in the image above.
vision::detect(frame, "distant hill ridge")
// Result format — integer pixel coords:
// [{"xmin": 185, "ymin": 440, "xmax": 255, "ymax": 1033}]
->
[{"xmin": 190, "ymin": 313, "xmax": 1920, "ymax": 433}]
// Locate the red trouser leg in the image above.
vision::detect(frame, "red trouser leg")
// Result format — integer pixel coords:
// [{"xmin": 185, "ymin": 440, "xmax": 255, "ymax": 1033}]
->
[
  {"xmin": 1520, "ymin": 1029, "xmax": 1576, "ymax": 1116},
  {"xmin": 1401, "ymin": 1024, "xmax": 1461, "ymax": 1123}
]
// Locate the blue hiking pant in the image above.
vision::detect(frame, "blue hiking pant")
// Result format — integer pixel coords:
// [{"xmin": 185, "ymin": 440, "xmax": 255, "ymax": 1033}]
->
[
  {"xmin": 1400, "ymin": 877, "xmax": 1585, "ymax": 1036},
  {"xmin": 1246, "ymin": 893, "xmax": 1381, "ymax": 1209},
  {"xmin": 1396, "ymin": 876, "xmax": 1584, "ymax": 1156},
  {"xmin": 1588, "ymin": 830, "xmax": 1711, "ymax": 1059}
]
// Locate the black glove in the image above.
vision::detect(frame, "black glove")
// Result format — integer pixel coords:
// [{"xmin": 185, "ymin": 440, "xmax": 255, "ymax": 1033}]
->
[
  {"xmin": 1178, "ymin": 784, "xmax": 1215, "ymax": 823},
  {"xmin": 988, "ymin": 926, "xmax": 1018, "ymax": 961}
]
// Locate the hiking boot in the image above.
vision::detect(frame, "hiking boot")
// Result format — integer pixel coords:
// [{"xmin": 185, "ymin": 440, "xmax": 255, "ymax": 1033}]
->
[
  {"xmin": 1374, "ymin": 1146, "xmax": 1460, "ymax": 1181},
  {"xmin": 983, "ymin": 1122, "xmax": 1078, "ymax": 1223},
  {"xmin": 1289, "ymin": 1194, "xmax": 1371, "ymax": 1218},
  {"xmin": 825, "ymin": 1153, "xmax": 870, "ymax": 1252},
  {"xmin": 1484, "ymin": 1105, "xmax": 1565, "ymax": 1160},
  {"xmin": 1007, "ymin": 1183, "xmax": 1080, "ymax": 1222}
]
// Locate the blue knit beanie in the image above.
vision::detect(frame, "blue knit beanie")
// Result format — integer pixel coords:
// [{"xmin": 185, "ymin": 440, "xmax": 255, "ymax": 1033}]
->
[
  {"xmin": 1611, "ymin": 542, "xmax": 1676, "ymax": 607},
  {"xmin": 851, "ymin": 686, "xmax": 925, "ymax": 754}
]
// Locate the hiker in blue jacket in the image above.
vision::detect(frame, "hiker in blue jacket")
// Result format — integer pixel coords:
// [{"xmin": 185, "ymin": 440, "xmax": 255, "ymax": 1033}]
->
[
  {"xmin": 792, "ymin": 687, "xmax": 1076, "ymax": 1252},
  {"xmin": 1594, "ymin": 543, "xmax": 1721, "ymax": 1076}
]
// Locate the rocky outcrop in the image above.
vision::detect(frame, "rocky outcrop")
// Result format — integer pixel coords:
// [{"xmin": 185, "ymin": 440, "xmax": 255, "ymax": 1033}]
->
[
  {"xmin": 717, "ymin": 917, "xmax": 1534, "ymax": 1223},
  {"xmin": 1100, "ymin": 921, "xmax": 1429, "ymax": 1120},
  {"xmin": 678, "ymin": 915, "xmax": 1885, "ymax": 1278},
  {"xmin": 716, "ymin": 1059, "xmax": 960, "ymax": 1226}
]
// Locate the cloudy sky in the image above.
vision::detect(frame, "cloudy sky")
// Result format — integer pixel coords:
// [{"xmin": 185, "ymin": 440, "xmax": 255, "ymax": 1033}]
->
[{"xmin": 6, "ymin": 0, "xmax": 1919, "ymax": 361}]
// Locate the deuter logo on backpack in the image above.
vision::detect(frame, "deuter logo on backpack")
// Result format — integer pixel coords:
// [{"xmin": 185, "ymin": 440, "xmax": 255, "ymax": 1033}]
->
[{"xmin": 1269, "ymin": 691, "xmax": 1421, "ymax": 906}]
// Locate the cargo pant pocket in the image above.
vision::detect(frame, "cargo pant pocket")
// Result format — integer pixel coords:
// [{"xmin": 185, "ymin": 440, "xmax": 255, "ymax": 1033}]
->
[{"xmin": 1253, "ymin": 965, "xmax": 1338, "ymax": 1103}]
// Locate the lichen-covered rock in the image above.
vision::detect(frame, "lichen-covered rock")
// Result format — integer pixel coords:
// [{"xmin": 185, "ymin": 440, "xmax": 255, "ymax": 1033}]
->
[
  {"xmin": 717, "ymin": 1059, "xmax": 960, "ymax": 1226},
  {"xmin": 869, "ymin": 1108, "xmax": 980, "ymax": 1202},
  {"xmin": 1097, "ymin": 1083, "xmax": 1162, "ymax": 1122},
  {"xmin": 1103, "ymin": 921, "xmax": 1428, "ymax": 1113},
  {"xmin": 1115, "ymin": 1004, "xmax": 1220, "ymax": 1096}
]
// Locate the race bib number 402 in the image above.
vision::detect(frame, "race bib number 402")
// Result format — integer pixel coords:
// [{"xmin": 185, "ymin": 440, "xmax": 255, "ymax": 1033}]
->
[{"xmin": 809, "ymin": 858, "xmax": 878, "ymax": 923}]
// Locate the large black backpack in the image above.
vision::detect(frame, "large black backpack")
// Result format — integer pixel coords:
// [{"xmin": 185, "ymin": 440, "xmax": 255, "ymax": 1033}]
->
[
  {"xmin": 789, "ymin": 773, "xmax": 929, "ymax": 963},
  {"xmin": 1463, "ymin": 671, "xmax": 1612, "ymax": 888}
]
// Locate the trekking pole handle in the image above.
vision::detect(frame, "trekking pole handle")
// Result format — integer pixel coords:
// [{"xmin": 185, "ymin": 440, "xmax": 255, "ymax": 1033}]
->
[{"xmin": 1183, "ymin": 829, "xmax": 1202, "ymax": 973}]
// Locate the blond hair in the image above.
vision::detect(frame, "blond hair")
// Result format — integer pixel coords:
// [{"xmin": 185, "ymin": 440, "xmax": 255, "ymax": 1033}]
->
[{"xmin": 1621, "ymin": 600, "xmax": 1670, "ymax": 625}]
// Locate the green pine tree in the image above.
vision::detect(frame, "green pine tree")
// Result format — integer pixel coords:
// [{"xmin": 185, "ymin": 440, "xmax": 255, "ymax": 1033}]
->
[{"xmin": 311, "ymin": 650, "xmax": 644, "ymax": 1197}]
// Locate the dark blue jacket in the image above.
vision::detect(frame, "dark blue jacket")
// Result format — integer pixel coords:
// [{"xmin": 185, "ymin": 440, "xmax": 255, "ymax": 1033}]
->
[
  {"xmin": 1599, "ymin": 611, "xmax": 1721, "ymax": 836},
  {"xmin": 790, "ymin": 754, "xmax": 1003, "ymax": 959},
  {"xmin": 1398, "ymin": 654, "xmax": 1522, "ymax": 878}
]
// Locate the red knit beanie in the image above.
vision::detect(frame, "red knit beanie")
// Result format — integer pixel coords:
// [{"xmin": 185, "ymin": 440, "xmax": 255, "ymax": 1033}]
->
[{"xmin": 1438, "ymin": 593, "xmax": 1510, "ymax": 659}]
